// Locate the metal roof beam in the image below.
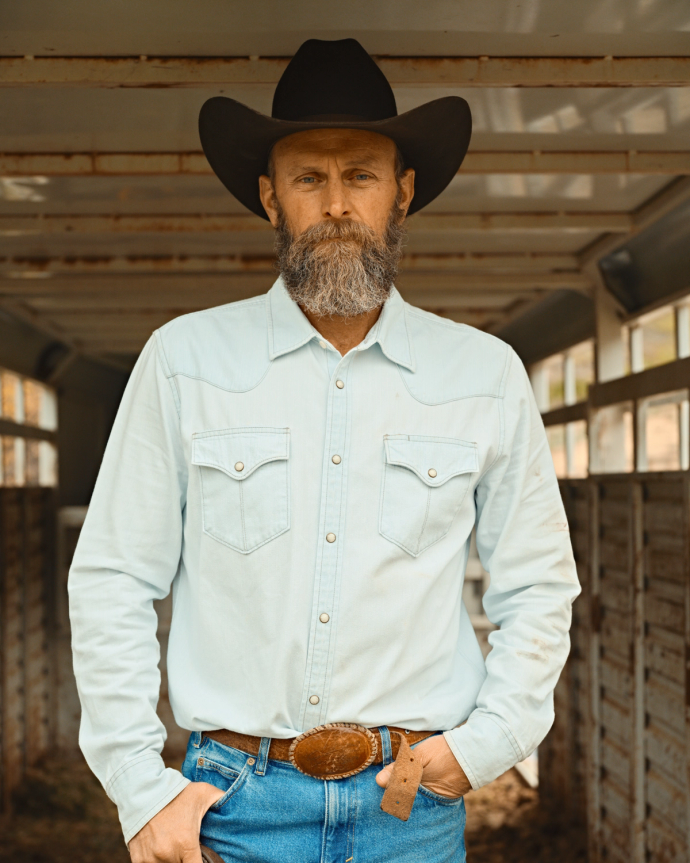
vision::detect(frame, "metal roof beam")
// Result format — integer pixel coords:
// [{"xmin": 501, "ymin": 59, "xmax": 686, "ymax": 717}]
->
[
  {"xmin": 0, "ymin": 271, "xmax": 590, "ymax": 296},
  {"xmin": 0, "ymin": 212, "xmax": 632, "ymax": 235},
  {"xmin": 0, "ymin": 252, "xmax": 580, "ymax": 276},
  {"xmin": 3, "ymin": 151, "xmax": 689, "ymax": 176},
  {"xmin": 1, "ymin": 55, "xmax": 688, "ymax": 87},
  {"xmin": 21, "ymin": 290, "xmax": 531, "ymax": 312}
]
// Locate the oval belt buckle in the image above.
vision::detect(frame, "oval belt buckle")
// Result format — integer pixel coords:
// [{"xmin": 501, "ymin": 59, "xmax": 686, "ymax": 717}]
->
[{"xmin": 289, "ymin": 722, "xmax": 378, "ymax": 780}]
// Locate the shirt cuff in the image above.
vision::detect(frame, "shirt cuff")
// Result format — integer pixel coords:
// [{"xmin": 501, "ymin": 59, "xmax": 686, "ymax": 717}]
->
[
  {"xmin": 443, "ymin": 713, "xmax": 523, "ymax": 790},
  {"xmin": 105, "ymin": 753, "xmax": 191, "ymax": 845}
]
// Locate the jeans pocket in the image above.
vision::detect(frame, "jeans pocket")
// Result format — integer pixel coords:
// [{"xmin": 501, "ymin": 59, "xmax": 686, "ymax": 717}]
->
[
  {"xmin": 379, "ymin": 435, "xmax": 478, "ymax": 557},
  {"xmin": 417, "ymin": 785, "xmax": 465, "ymax": 806},
  {"xmin": 192, "ymin": 427, "xmax": 290, "ymax": 553},
  {"xmin": 195, "ymin": 756, "xmax": 250, "ymax": 810}
]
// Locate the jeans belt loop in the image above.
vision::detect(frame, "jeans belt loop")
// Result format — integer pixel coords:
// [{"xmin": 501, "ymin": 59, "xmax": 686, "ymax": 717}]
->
[
  {"xmin": 254, "ymin": 736, "xmax": 271, "ymax": 775},
  {"xmin": 378, "ymin": 725, "xmax": 393, "ymax": 767}
]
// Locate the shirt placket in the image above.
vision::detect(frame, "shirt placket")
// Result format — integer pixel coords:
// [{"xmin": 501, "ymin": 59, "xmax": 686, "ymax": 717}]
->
[{"xmin": 298, "ymin": 345, "xmax": 353, "ymax": 730}]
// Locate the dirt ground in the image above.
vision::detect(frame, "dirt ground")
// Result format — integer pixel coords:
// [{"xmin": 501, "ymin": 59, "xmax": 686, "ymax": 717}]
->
[
  {"xmin": 0, "ymin": 758, "xmax": 587, "ymax": 862},
  {"xmin": 464, "ymin": 770, "xmax": 587, "ymax": 863}
]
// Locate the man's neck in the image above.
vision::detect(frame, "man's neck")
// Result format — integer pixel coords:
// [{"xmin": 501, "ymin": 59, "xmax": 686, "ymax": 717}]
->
[{"xmin": 302, "ymin": 306, "xmax": 383, "ymax": 356}]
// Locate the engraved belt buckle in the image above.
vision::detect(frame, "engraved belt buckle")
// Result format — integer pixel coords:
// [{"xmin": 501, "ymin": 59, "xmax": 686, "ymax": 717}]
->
[{"xmin": 288, "ymin": 722, "xmax": 378, "ymax": 780}]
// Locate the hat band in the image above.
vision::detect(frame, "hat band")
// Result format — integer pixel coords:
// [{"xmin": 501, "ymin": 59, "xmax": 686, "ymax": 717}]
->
[{"xmin": 288, "ymin": 112, "xmax": 393, "ymax": 123}]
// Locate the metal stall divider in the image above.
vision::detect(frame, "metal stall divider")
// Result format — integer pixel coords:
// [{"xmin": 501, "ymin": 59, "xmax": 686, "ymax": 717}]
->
[{"xmin": 542, "ymin": 474, "xmax": 690, "ymax": 863}]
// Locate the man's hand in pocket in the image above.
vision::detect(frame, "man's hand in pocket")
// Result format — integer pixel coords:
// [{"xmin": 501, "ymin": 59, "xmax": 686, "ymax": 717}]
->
[
  {"xmin": 376, "ymin": 735, "xmax": 472, "ymax": 798},
  {"xmin": 128, "ymin": 782, "xmax": 224, "ymax": 863}
]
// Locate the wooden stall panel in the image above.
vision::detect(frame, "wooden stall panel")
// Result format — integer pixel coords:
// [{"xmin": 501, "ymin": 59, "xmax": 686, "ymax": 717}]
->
[{"xmin": 642, "ymin": 477, "xmax": 689, "ymax": 862}]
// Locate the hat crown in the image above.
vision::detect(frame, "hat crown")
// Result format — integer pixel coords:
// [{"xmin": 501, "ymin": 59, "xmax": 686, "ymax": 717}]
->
[{"xmin": 272, "ymin": 39, "xmax": 398, "ymax": 123}]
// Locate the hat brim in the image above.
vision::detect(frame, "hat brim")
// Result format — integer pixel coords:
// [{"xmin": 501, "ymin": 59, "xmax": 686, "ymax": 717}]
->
[{"xmin": 198, "ymin": 96, "xmax": 472, "ymax": 220}]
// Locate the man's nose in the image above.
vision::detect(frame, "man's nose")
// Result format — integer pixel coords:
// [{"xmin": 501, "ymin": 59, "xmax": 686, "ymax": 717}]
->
[{"xmin": 322, "ymin": 178, "xmax": 350, "ymax": 219}]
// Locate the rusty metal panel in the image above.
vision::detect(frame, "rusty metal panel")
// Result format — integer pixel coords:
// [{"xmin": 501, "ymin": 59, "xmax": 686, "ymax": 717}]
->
[
  {"xmin": 22, "ymin": 489, "xmax": 55, "ymax": 766},
  {"xmin": 647, "ymin": 816, "xmax": 687, "ymax": 863},
  {"xmin": 539, "ymin": 480, "xmax": 590, "ymax": 824},
  {"xmin": 550, "ymin": 476, "xmax": 690, "ymax": 862},
  {"xmin": 641, "ymin": 476, "xmax": 690, "ymax": 863},
  {"xmin": 0, "ymin": 489, "xmax": 26, "ymax": 811},
  {"xmin": 2, "ymin": 55, "xmax": 690, "ymax": 88},
  {"xmin": 0, "ymin": 489, "xmax": 57, "ymax": 811}
]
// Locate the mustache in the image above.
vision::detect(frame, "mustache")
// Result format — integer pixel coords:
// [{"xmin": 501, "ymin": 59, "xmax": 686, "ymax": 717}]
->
[{"xmin": 289, "ymin": 218, "xmax": 381, "ymax": 246}]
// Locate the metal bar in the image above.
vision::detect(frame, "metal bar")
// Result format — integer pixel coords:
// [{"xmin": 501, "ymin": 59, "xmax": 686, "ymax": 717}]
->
[
  {"xmin": 465, "ymin": 151, "xmax": 690, "ymax": 175},
  {"xmin": 629, "ymin": 326, "xmax": 644, "ymax": 374},
  {"xmin": 0, "ymin": 271, "xmax": 591, "ymax": 295},
  {"xmin": 3, "ymin": 150, "xmax": 690, "ymax": 176},
  {"xmin": 541, "ymin": 402, "xmax": 588, "ymax": 427},
  {"xmin": 684, "ymin": 476, "xmax": 690, "ymax": 863},
  {"xmin": 589, "ymin": 357, "xmax": 690, "ymax": 408},
  {"xmin": 0, "ymin": 490, "xmax": 26, "ymax": 811},
  {"xmin": 1, "ymin": 55, "xmax": 688, "ymax": 87},
  {"xmin": 634, "ymin": 398, "xmax": 647, "ymax": 472},
  {"xmin": 0, "ymin": 212, "xmax": 633, "ymax": 235},
  {"xmin": 22, "ymin": 489, "xmax": 52, "ymax": 768},
  {"xmin": 0, "ymin": 419, "xmax": 57, "ymax": 443},
  {"xmin": 587, "ymin": 479, "xmax": 602, "ymax": 863},
  {"xmin": 630, "ymin": 481, "xmax": 646, "ymax": 862},
  {"xmin": 0, "ymin": 252, "xmax": 581, "ymax": 277}
]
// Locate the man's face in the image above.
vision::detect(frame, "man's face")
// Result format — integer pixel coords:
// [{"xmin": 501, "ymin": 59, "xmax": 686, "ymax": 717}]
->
[
  {"xmin": 259, "ymin": 128, "xmax": 414, "ymax": 237},
  {"xmin": 258, "ymin": 129, "xmax": 415, "ymax": 318}
]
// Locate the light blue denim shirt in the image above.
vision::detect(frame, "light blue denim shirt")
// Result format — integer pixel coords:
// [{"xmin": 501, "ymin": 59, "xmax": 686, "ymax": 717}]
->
[{"xmin": 69, "ymin": 279, "xmax": 580, "ymax": 843}]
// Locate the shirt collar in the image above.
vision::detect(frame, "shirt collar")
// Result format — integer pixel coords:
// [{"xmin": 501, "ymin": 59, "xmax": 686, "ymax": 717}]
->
[{"xmin": 267, "ymin": 278, "xmax": 415, "ymax": 372}]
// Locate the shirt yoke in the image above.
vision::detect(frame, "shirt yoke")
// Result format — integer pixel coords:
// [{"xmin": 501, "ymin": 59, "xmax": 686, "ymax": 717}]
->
[
  {"xmin": 154, "ymin": 293, "xmax": 513, "ymax": 403},
  {"xmin": 156, "ymin": 295, "xmax": 272, "ymax": 393},
  {"xmin": 401, "ymin": 305, "xmax": 512, "ymax": 405}
]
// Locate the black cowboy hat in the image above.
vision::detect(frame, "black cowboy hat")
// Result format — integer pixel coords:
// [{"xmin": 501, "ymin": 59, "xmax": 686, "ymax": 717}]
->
[{"xmin": 199, "ymin": 39, "xmax": 471, "ymax": 220}]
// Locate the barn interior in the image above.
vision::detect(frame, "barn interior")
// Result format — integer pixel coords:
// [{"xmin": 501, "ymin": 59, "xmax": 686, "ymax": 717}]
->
[{"xmin": 1, "ymin": 3, "xmax": 690, "ymax": 861}]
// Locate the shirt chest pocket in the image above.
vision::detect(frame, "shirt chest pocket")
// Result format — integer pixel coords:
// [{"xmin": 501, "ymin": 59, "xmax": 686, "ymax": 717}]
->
[
  {"xmin": 379, "ymin": 435, "xmax": 478, "ymax": 557},
  {"xmin": 191, "ymin": 427, "xmax": 290, "ymax": 554}
]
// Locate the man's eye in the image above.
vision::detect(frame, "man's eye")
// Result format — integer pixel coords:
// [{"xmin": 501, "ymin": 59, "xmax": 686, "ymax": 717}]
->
[
  {"xmin": 300, "ymin": 177, "xmax": 317, "ymax": 184},
  {"xmin": 354, "ymin": 173, "xmax": 371, "ymax": 180}
]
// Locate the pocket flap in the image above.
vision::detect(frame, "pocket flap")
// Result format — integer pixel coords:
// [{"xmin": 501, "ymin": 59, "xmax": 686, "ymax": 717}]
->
[
  {"xmin": 384, "ymin": 435, "xmax": 478, "ymax": 487},
  {"xmin": 192, "ymin": 427, "xmax": 290, "ymax": 480}
]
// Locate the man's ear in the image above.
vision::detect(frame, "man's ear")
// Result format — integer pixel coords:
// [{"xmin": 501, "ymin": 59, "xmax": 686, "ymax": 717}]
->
[
  {"xmin": 398, "ymin": 168, "xmax": 415, "ymax": 218},
  {"xmin": 259, "ymin": 175, "xmax": 280, "ymax": 227}
]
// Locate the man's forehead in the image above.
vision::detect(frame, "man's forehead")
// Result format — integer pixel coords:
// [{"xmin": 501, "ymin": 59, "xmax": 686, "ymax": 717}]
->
[{"xmin": 273, "ymin": 128, "xmax": 396, "ymax": 164}]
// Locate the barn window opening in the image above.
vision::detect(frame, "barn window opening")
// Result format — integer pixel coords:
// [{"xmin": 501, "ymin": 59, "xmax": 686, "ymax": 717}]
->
[{"xmin": 0, "ymin": 368, "xmax": 58, "ymax": 487}]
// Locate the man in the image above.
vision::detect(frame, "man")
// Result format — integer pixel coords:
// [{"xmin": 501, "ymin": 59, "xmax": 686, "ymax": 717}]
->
[{"xmin": 69, "ymin": 39, "xmax": 580, "ymax": 863}]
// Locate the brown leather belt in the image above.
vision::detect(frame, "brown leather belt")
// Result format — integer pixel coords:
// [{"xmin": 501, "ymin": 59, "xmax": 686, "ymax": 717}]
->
[{"xmin": 204, "ymin": 722, "xmax": 435, "ymax": 821}]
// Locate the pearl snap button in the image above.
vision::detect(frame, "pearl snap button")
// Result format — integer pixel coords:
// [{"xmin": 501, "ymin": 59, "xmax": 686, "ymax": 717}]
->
[
  {"xmin": 428, "ymin": 468, "xmax": 437, "ymax": 478},
  {"xmin": 235, "ymin": 462, "xmax": 245, "ymax": 472},
  {"xmin": 335, "ymin": 379, "xmax": 345, "ymax": 389},
  {"xmin": 326, "ymin": 533, "xmax": 336, "ymax": 543},
  {"xmin": 309, "ymin": 695, "xmax": 320, "ymax": 705},
  {"xmin": 319, "ymin": 613, "xmax": 330, "ymax": 623},
  {"xmin": 332, "ymin": 454, "xmax": 341, "ymax": 465}
]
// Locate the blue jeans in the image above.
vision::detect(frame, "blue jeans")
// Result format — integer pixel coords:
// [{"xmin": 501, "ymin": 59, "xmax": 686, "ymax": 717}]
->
[{"xmin": 182, "ymin": 729, "xmax": 466, "ymax": 862}]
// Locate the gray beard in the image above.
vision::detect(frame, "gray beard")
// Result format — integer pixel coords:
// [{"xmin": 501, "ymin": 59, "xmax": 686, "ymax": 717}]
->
[{"xmin": 274, "ymin": 204, "xmax": 406, "ymax": 317}]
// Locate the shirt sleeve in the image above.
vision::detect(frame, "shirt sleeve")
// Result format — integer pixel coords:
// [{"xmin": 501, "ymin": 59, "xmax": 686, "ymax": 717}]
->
[
  {"xmin": 443, "ymin": 348, "xmax": 581, "ymax": 789},
  {"xmin": 68, "ymin": 332, "xmax": 190, "ymax": 844}
]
